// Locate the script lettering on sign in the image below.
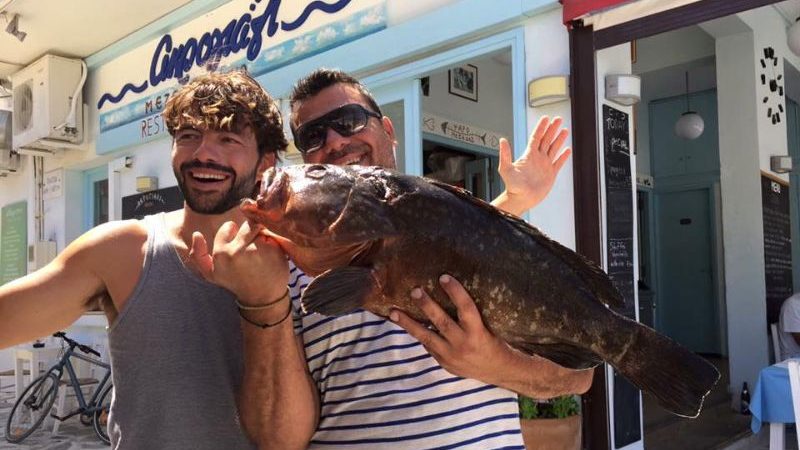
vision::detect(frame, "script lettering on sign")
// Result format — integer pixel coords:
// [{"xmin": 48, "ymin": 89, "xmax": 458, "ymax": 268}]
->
[{"xmin": 98, "ymin": 0, "xmax": 357, "ymax": 109}]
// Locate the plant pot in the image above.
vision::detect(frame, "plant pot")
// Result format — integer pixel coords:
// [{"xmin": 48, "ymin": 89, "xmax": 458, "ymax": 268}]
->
[{"xmin": 520, "ymin": 415, "xmax": 581, "ymax": 450}]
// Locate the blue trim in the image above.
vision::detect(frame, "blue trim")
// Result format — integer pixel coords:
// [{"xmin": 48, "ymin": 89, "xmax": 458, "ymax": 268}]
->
[
  {"xmin": 255, "ymin": 0, "xmax": 556, "ymax": 97},
  {"xmin": 86, "ymin": 0, "xmax": 234, "ymax": 69}
]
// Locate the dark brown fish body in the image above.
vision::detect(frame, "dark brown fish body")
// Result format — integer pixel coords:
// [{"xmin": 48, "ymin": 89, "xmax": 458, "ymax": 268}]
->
[{"xmin": 242, "ymin": 164, "xmax": 719, "ymax": 418}]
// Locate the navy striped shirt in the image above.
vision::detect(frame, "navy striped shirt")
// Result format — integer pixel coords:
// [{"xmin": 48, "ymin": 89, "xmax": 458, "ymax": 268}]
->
[{"xmin": 288, "ymin": 262, "xmax": 525, "ymax": 449}]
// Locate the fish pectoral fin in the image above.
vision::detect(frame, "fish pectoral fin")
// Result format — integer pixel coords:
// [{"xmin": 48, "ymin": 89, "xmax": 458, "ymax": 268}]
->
[
  {"xmin": 301, "ymin": 266, "xmax": 377, "ymax": 316},
  {"xmin": 512, "ymin": 341, "xmax": 602, "ymax": 370}
]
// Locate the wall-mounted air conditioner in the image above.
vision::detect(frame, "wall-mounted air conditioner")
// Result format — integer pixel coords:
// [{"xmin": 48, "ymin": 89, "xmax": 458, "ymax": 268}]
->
[{"xmin": 10, "ymin": 55, "xmax": 85, "ymax": 155}]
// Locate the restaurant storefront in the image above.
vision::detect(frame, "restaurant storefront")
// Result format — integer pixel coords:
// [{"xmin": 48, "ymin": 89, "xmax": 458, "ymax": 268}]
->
[
  {"xmin": 566, "ymin": 0, "xmax": 800, "ymax": 448},
  {"xmin": 5, "ymin": 0, "xmax": 800, "ymax": 448}
]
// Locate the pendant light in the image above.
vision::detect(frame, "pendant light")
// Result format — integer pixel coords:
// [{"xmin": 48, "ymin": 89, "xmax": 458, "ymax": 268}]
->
[{"xmin": 674, "ymin": 71, "xmax": 704, "ymax": 140}]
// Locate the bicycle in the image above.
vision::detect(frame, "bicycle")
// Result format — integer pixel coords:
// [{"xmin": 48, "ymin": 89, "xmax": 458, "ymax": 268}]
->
[{"xmin": 5, "ymin": 331, "xmax": 113, "ymax": 445}]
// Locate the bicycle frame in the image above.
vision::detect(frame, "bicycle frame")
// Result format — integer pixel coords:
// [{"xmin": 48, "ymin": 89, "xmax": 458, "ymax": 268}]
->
[{"xmin": 50, "ymin": 344, "xmax": 111, "ymax": 420}]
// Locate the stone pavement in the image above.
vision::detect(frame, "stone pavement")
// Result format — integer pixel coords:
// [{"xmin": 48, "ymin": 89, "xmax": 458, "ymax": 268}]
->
[{"xmin": 0, "ymin": 384, "xmax": 108, "ymax": 450}]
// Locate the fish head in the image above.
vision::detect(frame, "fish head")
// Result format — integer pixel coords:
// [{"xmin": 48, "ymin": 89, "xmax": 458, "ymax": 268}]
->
[{"xmin": 241, "ymin": 164, "xmax": 399, "ymax": 272}]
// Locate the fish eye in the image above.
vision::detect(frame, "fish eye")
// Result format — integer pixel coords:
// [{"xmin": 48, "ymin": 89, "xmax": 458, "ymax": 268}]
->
[{"xmin": 306, "ymin": 164, "xmax": 328, "ymax": 179}]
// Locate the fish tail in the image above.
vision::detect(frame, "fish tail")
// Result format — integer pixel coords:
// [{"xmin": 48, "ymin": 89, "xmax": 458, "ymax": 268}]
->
[{"xmin": 613, "ymin": 323, "xmax": 720, "ymax": 418}]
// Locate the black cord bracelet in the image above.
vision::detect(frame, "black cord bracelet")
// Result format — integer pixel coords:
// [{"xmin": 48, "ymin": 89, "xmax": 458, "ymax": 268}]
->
[{"xmin": 239, "ymin": 300, "xmax": 292, "ymax": 329}]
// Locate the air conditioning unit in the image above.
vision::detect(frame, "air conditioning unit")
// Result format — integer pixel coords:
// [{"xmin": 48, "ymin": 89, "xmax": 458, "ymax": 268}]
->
[{"xmin": 10, "ymin": 55, "xmax": 84, "ymax": 154}]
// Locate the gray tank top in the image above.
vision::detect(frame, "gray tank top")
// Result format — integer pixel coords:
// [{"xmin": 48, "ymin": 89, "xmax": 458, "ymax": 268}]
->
[{"xmin": 107, "ymin": 213, "xmax": 254, "ymax": 450}]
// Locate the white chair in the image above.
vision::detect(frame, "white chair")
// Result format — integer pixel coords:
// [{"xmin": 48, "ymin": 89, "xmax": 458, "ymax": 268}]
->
[
  {"xmin": 772, "ymin": 323, "xmax": 782, "ymax": 364},
  {"xmin": 786, "ymin": 360, "xmax": 800, "ymax": 450}
]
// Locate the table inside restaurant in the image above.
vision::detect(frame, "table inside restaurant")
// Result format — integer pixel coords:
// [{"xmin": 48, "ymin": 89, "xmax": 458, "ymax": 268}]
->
[{"xmin": 751, "ymin": 359, "xmax": 799, "ymax": 450}]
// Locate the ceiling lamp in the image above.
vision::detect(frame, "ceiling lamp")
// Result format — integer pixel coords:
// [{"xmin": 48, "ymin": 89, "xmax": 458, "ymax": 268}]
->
[
  {"xmin": 674, "ymin": 71, "xmax": 704, "ymax": 140},
  {"xmin": 789, "ymin": 17, "xmax": 800, "ymax": 57}
]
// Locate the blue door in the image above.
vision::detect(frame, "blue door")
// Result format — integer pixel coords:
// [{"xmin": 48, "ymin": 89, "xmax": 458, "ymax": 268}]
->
[{"xmin": 655, "ymin": 188, "xmax": 720, "ymax": 354}]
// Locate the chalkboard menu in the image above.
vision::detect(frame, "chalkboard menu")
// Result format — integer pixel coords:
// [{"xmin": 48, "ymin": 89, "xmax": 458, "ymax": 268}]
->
[
  {"xmin": 122, "ymin": 186, "xmax": 184, "ymax": 220},
  {"xmin": 761, "ymin": 173, "xmax": 793, "ymax": 324},
  {"xmin": 603, "ymin": 105, "xmax": 641, "ymax": 448},
  {"xmin": 1, "ymin": 201, "xmax": 27, "ymax": 285}
]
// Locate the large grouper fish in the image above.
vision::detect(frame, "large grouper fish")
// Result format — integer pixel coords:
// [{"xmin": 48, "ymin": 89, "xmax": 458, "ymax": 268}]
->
[{"xmin": 241, "ymin": 164, "xmax": 720, "ymax": 418}]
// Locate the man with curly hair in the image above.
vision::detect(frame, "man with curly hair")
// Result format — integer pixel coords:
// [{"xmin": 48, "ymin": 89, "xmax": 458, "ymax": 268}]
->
[{"xmin": 0, "ymin": 70, "xmax": 289, "ymax": 450}]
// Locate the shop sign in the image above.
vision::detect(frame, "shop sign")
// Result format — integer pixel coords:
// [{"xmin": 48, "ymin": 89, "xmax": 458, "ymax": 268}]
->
[
  {"xmin": 122, "ymin": 186, "xmax": 184, "ymax": 220},
  {"xmin": 422, "ymin": 113, "xmax": 502, "ymax": 151},
  {"xmin": 1, "ymin": 201, "xmax": 27, "ymax": 285},
  {"xmin": 97, "ymin": 0, "xmax": 387, "ymax": 154},
  {"xmin": 43, "ymin": 169, "xmax": 64, "ymax": 200}
]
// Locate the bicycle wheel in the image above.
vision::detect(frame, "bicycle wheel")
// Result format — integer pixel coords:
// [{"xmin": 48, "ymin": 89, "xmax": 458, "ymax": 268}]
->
[
  {"xmin": 92, "ymin": 382, "xmax": 113, "ymax": 445},
  {"xmin": 5, "ymin": 372, "xmax": 59, "ymax": 443}
]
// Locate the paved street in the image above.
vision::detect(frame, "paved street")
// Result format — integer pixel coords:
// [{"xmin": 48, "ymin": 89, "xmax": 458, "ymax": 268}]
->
[{"xmin": 0, "ymin": 384, "xmax": 108, "ymax": 450}]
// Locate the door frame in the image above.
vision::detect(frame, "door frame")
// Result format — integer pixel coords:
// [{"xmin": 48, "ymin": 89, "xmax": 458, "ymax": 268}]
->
[
  {"xmin": 362, "ymin": 27, "xmax": 528, "ymax": 179},
  {"xmin": 568, "ymin": 2, "xmax": 780, "ymax": 447},
  {"xmin": 82, "ymin": 165, "xmax": 108, "ymax": 232}
]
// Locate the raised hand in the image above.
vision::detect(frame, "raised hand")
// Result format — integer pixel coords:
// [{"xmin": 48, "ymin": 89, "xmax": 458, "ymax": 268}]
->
[{"xmin": 493, "ymin": 116, "xmax": 571, "ymax": 216}]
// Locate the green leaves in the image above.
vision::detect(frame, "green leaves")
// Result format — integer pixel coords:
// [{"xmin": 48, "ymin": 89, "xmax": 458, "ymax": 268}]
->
[{"xmin": 518, "ymin": 395, "xmax": 579, "ymax": 419}]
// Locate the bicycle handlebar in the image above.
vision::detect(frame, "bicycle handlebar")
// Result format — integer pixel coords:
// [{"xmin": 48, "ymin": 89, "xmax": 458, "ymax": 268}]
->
[{"xmin": 52, "ymin": 331, "xmax": 101, "ymax": 357}]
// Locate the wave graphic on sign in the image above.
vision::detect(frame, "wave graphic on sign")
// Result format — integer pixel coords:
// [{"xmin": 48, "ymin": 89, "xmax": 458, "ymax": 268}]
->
[{"xmin": 97, "ymin": 81, "xmax": 149, "ymax": 110}]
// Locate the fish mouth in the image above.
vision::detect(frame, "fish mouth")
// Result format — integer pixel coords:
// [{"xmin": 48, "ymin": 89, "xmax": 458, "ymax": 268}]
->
[{"xmin": 242, "ymin": 168, "xmax": 288, "ymax": 227}]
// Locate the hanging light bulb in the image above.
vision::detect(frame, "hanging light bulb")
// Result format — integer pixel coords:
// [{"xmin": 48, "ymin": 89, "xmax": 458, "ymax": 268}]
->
[
  {"xmin": 674, "ymin": 71, "xmax": 704, "ymax": 140},
  {"xmin": 788, "ymin": 17, "xmax": 800, "ymax": 57}
]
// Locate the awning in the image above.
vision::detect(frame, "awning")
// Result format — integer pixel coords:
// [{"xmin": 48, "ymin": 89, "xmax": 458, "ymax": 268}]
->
[
  {"xmin": 562, "ymin": 0, "xmax": 634, "ymax": 24},
  {"xmin": 563, "ymin": 0, "xmax": 702, "ymax": 29}
]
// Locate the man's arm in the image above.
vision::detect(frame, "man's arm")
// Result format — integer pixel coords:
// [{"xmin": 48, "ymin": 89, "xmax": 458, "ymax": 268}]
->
[
  {"xmin": 0, "ymin": 223, "xmax": 126, "ymax": 348},
  {"xmin": 490, "ymin": 116, "xmax": 571, "ymax": 217},
  {"xmin": 189, "ymin": 221, "xmax": 318, "ymax": 449},
  {"xmin": 389, "ymin": 275, "xmax": 593, "ymax": 399}
]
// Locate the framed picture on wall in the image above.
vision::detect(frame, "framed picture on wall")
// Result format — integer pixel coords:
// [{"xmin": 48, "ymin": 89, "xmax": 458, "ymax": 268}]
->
[{"xmin": 449, "ymin": 64, "xmax": 478, "ymax": 102}]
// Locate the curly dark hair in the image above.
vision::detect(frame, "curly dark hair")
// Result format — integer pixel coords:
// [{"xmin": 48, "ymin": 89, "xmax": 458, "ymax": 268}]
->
[
  {"xmin": 289, "ymin": 68, "xmax": 382, "ymax": 129},
  {"xmin": 163, "ymin": 70, "xmax": 288, "ymax": 157}
]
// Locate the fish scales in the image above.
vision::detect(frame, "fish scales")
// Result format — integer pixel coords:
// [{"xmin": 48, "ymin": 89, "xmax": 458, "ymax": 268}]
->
[{"xmin": 242, "ymin": 164, "xmax": 720, "ymax": 418}]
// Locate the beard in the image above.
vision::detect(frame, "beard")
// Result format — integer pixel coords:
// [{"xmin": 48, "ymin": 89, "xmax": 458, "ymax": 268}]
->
[{"xmin": 175, "ymin": 161, "xmax": 260, "ymax": 215}]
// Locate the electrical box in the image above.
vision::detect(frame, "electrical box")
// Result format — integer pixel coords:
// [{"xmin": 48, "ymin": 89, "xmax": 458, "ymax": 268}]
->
[{"xmin": 28, "ymin": 240, "xmax": 57, "ymax": 271}]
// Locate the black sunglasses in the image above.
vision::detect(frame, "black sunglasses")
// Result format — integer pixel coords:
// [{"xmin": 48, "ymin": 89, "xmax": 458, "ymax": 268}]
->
[{"xmin": 292, "ymin": 103, "xmax": 382, "ymax": 154}]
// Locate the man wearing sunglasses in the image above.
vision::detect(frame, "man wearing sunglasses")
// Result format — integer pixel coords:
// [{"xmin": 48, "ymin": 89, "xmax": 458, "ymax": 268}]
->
[{"xmin": 217, "ymin": 68, "xmax": 594, "ymax": 449}]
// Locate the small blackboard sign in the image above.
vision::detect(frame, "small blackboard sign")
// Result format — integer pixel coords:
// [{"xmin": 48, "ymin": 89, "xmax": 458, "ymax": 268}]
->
[
  {"xmin": 122, "ymin": 186, "xmax": 184, "ymax": 220},
  {"xmin": 761, "ymin": 173, "xmax": 793, "ymax": 324},
  {"xmin": 603, "ymin": 104, "xmax": 641, "ymax": 448}
]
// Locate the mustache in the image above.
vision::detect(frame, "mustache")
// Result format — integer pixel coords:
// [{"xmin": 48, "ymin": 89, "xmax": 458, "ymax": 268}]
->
[{"xmin": 180, "ymin": 160, "xmax": 236, "ymax": 175}]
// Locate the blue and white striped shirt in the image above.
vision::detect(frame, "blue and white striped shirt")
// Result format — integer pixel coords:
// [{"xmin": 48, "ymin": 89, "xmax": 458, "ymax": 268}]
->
[{"xmin": 289, "ymin": 262, "xmax": 526, "ymax": 449}]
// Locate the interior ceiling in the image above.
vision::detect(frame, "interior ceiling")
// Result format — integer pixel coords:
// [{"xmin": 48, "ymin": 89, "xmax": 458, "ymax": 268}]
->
[{"xmin": 0, "ymin": 0, "xmax": 199, "ymax": 79}]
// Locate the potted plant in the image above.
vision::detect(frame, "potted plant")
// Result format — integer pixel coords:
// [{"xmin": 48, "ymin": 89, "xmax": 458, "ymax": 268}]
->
[{"xmin": 518, "ymin": 394, "xmax": 582, "ymax": 450}]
